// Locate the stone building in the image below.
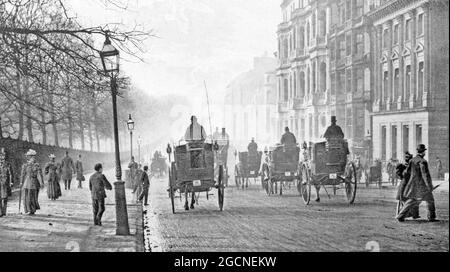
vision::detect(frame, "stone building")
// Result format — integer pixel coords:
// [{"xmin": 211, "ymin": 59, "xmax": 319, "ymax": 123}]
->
[
  {"xmin": 224, "ymin": 56, "xmax": 278, "ymax": 150},
  {"xmin": 368, "ymin": 0, "xmax": 449, "ymax": 176},
  {"xmin": 276, "ymin": 0, "xmax": 373, "ymax": 158}
]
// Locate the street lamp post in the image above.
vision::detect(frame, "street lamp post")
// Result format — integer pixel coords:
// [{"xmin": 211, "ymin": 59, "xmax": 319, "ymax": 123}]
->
[
  {"xmin": 100, "ymin": 32, "xmax": 130, "ymax": 236},
  {"xmin": 127, "ymin": 114, "xmax": 135, "ymax": 160}
]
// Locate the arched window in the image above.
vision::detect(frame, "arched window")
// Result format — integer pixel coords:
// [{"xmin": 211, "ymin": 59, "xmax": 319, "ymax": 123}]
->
[
  {"xmin": 418, "ymin": 61, "xmax": 424, "ymax": 99},
  {"xmin": 319, "ymin": 11, "xmax": 327, "ymax": 37},
  {"xmin": 299, "ymin": 26, "xmax": 305, "ymax": 50},
  {"xmin": 312, "ymin": 62, "xmax": 316, "ymax": 93},
  {"xmin": 283, "ymin": 78, "xmax": 289, "ymax": 101},
  {"xmin": 312, "ymin": 13, "xmax": 316, "ymax": 38},
  {"xmin": 306, "ymin": 23, "xmax": 310, "ymax": 46},
  {"xmin": 319, "ymin": 62, "xmax": 327, "ymax": 91},
  {"xmin": 299, "ymin": 71, "xmax": 305, "ymax": 97},
  {"xmin": 307, "ymin": 67, "xmax": 311, "ymax": 94}
]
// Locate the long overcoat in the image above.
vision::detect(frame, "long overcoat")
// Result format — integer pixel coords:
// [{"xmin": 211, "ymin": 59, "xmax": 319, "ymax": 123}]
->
[
  {"xmin": 0, "ymin": 162, "xmax": 13, "ymax": 199},
  {"xmin": 403, "ymin": 155, "xmax": 433, "ymax": 200},
  {"xmin": 61, "ymin": 156, "xmax": 75, "ymax": 180}
]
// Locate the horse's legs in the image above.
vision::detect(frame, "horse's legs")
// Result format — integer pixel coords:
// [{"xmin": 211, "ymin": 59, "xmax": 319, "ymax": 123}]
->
[
  {"xmin": 184, "ymin": 187, "xmax": 189, "ymax": 210},
  {"xmin": 315, "ymin": 185, "xmax": 321, "ymax": 202},
  {"xmin": 190, "ymin": 192, "xmax": 195, "ymax": 209}
]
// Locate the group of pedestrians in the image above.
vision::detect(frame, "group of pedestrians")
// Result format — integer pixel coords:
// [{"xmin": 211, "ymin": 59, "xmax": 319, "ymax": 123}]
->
[
  {"xmin": 0, "ymin": 148, "xmax": 84, "ymax": 217},
  {"xmin": 128, "ymin": 156, "xmax": 153, "ymax": 206}
]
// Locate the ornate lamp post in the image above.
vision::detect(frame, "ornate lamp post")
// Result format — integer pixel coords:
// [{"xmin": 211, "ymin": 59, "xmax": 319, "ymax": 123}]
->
[
  {"xmin": 99, "ymin": 32, "xmax": 130, "ymax": 236},
  {"xmin": 127, "ymin": 114, "xmax": 135, "ymax": 159}
]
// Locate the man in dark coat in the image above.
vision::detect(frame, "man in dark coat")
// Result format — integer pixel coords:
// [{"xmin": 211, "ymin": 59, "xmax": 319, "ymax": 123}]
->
[
  {"xmin": 138, "ymin": 166, "xmax": 153, "ymax": 206},
  {"xmin": 323, "ymin": 116, "xmax": 344, "ymax": 140},
  {"xmin": 396, "ymin": 145, "xmax": 437, "ymax": 222},
  {"xmin": 89, "ymin": 163, "xmax": 112, "ymax": 226},
  {"xmin": 396, "ymin": 152, "xmax": 419, "ymax": 219},
  {"xmin": 0, "ymin": 148, "xmax": 13, "ymax": 217},
  {"xmin": 280, "ymin": 127, "xmax": 297, "ymax": 146},
  {"xmin": 248, "ymin": 138, "xmax": 258, "ymax": 154},
  {"xmin": 61, "ymin": 151, "xmax": 75, "ymax": 190}
]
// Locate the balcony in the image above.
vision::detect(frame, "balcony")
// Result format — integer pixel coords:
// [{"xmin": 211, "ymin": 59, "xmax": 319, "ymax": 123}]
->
[{"xmin": 278, "ymin": 101, "xmax": 288, "ymax": 113}]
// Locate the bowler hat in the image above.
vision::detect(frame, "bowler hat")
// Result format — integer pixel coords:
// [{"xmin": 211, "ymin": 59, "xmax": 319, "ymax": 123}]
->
[{"xmin": 417, "ymin": 144, "xmax": 427, "ymax": 153}]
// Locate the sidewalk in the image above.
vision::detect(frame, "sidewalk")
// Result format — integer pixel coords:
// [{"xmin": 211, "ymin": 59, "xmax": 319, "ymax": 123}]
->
[{"xmin": 0, "ymin": 169, "xmax": 144, "ymax": 252}]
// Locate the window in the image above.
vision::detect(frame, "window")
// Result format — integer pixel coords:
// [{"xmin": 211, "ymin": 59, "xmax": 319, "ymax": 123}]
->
[
  {"xmin": 338, "ymin": 71, "xmax": 345, "ymax": 94},
  {"xmin": 383, "ymin": 29, "xmax": 389, "ymax": 48},
  {"xmin": 346, "ymin": 69, "xmax": 352, "ymax": 93},
  {"xmin": 314, "ymin": 115, "xmax": 319, "ymax": 138},
  {"xmin": 319, "ymin": 11, "xmax": 327, "ymax": 37},
  {"xmin": 312, "ymin": 62, "xmax": 316, "ymax": 93},
  {"xmin": 346, "ymin": 106, "xmax": 353, "ymax": 138},
  {"xmin": 330, "ymin": 40, "xmax": 336, "ymax": 59},
  {"xmin": 301, "ymin": 118, "xmax": 305, "ymax": 139},
  {"xmin": 381, "ymin": 126, "xmax": 387, "ymax": 161},
  {"xmin": 417, "ymin": 13, "xmax": 424, "ymax": 36},
  {"xmin": 307, "ymin": 68, "xmax": 311, "ymax": 94},
  {"xmin": 299, "ymin": 27, "xmax": 305, "ymax": 50},
  {"xmin": 416, "ymin": 124, "xmax": 422, "ymax": 146},
  {"xmin": 306, "ymin": 23, "xmax": 310, "ymax": 46},
  {"xmin": 403, "ymin": 125, "xmax": 409, "ymax": 154},
  {"xmin": 312, "ymin": 13, "xmax": 316, "ymax": 38},
  {"xmin": 405, "ymin": 65, "xmax": 411, "ymax": 98},
  {"xmin": 339, "ymin": 4, "xmax": 345, "ymax": 24},
  {"xmin": 346, "ymin": 33, "xmax": 352, "ymax": 56},
  {"xmin": 355, "ymin": 0, "xmax": 363, "ymax": 17},
  {"xmin": 418, "ymin": 61, "xmax": 424, "ymax": 97},
  {"xmin": 383, "ymin": 71, "xmax": 389, "ymax": 99},
  {"xmin": 394, "ymin": 68, "xmax": 400, "ymax": 100},
  {"xmin": 338, "ymin": 36, "xmax": 345, "ymax": 59},
  {"xmin": 393, "ymin": 24, "xmax": 399, "ymax": 45},
  {"xmin": 331, "ymin": 73, "xmax": 336, "ymax": 96},
  {"xmin": 405, "ymin": 19, "xmax": 411, "ymax": 41},
  {"xmin": 356, "ymin": 69, "xmax": 364, "ymax": 92},
  {"xmin": 355, "ymin": 33, "xmax": 364, "ymax": 56},
  {"xmin": 299, "ymin": 72, "xmax": 305, "ymax": 97},
  {"xmin": 346, "ymin": 0, "xmax": 351, "ymax": 20},
  {"xmin": 392, "ymin": 125, "xmax": 398, "ymax": 159},
  {"xmin": 320, "ymin": 63, "xmax": 327, "ymax": 92},
  {"xmin": 283, "ymin": 78, "xmax": 289, "ymax": 101},
  {"xmin": 309, "ymin": 115, "xmax": 313, "ymax": 139}
]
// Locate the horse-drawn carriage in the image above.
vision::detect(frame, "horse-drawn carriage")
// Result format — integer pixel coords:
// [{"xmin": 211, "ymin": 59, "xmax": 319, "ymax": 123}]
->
[
  {"xmin": 261, "ymin": 144, "xmax": 301, "ymax": 196},
  {"xmin": 299, "ymin": 139, "xmax": 358, "ymax": 205},
  {"xmin": 151, "ymin": 156, "xmax": 168, "ymax": 178},
  {"xmin": 365, "ymin": 160, "xmax": 383, "ymax": 188},
  {"xmin": 234, "ymin": 151, "xmax": 262, "ymax": 189},
  {"xmin": 167, "ymin": 142, "xmax": 225, "ymax": 213}
]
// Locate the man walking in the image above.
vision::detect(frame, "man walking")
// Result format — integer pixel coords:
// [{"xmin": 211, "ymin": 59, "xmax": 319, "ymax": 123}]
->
[
  {"xmin": 75, "ymin": 155, "xmax": 84, "ymax": 189},
  {"xmin": 396, "ymin": 145, "xmax": 437, "ymax": 222},
  {"xmin": 0, "ymin": 148, "xmax": 13, "ymax": 217},
  {"xmin": 128, "ymin": 156, "xmax": 139, "ymax": 190},
  {"xmin": 89, "ymin": 163, "xmax": 112, "ymax": 226},
  {"xmin": 61, "ymin": 151, "xmax": 75, "ymax": 190},
  {"xmin": 138, "ymin": 166, "xmax": 153, "ymax": 206}
]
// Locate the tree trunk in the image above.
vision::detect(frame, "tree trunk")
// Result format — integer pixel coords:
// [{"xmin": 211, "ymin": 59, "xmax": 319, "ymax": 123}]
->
[
  {"xmin": 87, "ymin": 118, "xmax": 93, "ymax": 152},
  {"xmin": 24, "ymin": 78, "xmax": 33, "ymax": 142},
  {"xmin": 16, "ymin": 74, "xmax": 24, "ymax": 140},
  {"xmin": 78, "ymin": 105, "xmax": 85, "ymax": 150},
  {"xmin": 67, "ymin": 94, "xmax": 73, "ymax": 149},
  {"xmin": 93, "ymin": 103, "xmax": 100, "ymax": 152},
  {"xmin": 41, "ymin": 109, "xmax": 47, "ymax": 145},
  {"xmin": 48, "ymin": 80, "xmax": 58, "ymax": 146}
]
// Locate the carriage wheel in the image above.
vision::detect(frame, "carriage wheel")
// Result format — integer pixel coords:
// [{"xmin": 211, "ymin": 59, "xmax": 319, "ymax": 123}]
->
[
  {"xmin": 345, "ymin": 162, "xmax": 358, "ymax": 204},
  {"xmin": 299, "ymin": 164, "xmax": 311, "ymax": 205},
  {"xmin": 218, "ymin": 165, "xmax": 225, "ymax": 211}
]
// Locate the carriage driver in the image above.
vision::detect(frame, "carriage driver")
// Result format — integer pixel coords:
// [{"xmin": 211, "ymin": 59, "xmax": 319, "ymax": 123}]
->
[
  {"xmin": 323, "ymin": 116, "xmax": 344, "ymax": 140},
  {"xmin": 184, "ymin": 116, "xmax": 207, "ymax": 143}
]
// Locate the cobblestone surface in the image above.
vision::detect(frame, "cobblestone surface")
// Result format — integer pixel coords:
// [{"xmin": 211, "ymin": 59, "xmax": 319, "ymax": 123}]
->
[
  {"xmin": 0, "ymin": 168, "xmax": 143, "ymax": 252},
  {"xmin": 144, "ymin": 177, "xmax": 449, "ymax": 252}
]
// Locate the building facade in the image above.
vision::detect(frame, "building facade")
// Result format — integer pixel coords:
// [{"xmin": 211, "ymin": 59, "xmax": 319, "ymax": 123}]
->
[
  {"xmin": 224, "ymin": 56, "xmax": 278, "ymax": 150},
  {"xmin": 276, "ymin": 0, "xmax": 373, "ymax": 158},
  {"xmin": 368, "ymin": 0, "xmax": 449, "ymax": 176}
]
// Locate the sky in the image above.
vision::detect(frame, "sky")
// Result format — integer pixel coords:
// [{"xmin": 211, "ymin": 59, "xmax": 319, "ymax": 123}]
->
[{"xmin": 67, "ymin": 0, "xmax": 281, "ymax": 103}]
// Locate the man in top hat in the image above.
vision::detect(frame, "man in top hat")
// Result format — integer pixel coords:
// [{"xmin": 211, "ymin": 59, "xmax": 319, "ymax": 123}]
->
[
  {"xmin": 396, "ymin": 144, "xmax": 437, "ymax": 222},
  {"xmin": 0, "ymin": 148, "xmax": 14, "ymax": 217},
  {"xmin": 323, "ymin": 116, "xmax": 344, "ymax": 140},
  {"xmin": 20, "ymin": 149, "xmax": 44, "ymax": 216}
]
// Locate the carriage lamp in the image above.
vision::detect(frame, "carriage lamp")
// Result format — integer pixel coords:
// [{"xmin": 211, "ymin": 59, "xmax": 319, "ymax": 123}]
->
[{"xmin": 99, "ymin": 32, "xmax": 129, "ymax": 236}]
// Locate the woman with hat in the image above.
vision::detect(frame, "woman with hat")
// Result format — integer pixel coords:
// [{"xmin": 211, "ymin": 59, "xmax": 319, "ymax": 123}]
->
[
  {"xmin": 20, "ymin": 149, "xmax": 44, "ymax": 215},
  {"xmin": 45, "ymin": 154, "xmax": 62, "ymax": 201}
]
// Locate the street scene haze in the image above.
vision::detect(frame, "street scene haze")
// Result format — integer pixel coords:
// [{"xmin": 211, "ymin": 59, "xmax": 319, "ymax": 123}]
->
[{"xmin": 0, "ymin": 0, "xmax": 448, "ymax": 254}]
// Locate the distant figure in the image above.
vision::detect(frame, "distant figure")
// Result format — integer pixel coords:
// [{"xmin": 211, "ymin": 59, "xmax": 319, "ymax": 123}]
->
[
  {"xmin": 133, "ymin": 164, "xmax": 144, "ymax": 203},
  {"xmin": 61, "ymin": 151, "xmax": 75, "ymax": 190},
  {"xmin": 387, "ymin": 158, "xmax": 399, "ymax": 186},
  {"xmin": 323, "ymin": 116, "xmax": 344, "ymax": 140},
  {"xmin": 0, "ymin": 148, "xmax": 13, "ymax": 217},
  {"xmin": 248, "ymin": 138, "xmax": 258, "ymax": 154},
  {"xmin": 184, "ymin": 116, "xmax": 207, "ymax": 143},
  {"xmin": 138, "ymin": 166, "xmax": 153, "ymax": 206},
  {"xmin": 396, "ymin": 145, "xmax": 437, "ymax": 222},
  {"xmin": 75, "ymin": 154, "xmax": 84, "ymax": 189},
  {"xmin": 128, "ymin": 156, "xmax": 139, "ymax": 189},
  {"xmin": 212, "ymin": 127, "xmax": 221, "ymax": 141},
  {"xmin": 280, "ymin": 127, "xmax": 297, "ymax": 146},
  {"xmin": 436, "ymin": 157, "xmax": 444, "ymax": 180},
  {"xmin": 89, "ymin": 163, "xmax": 112, "ymax": 226},
  {"xmin": 45, "ymin": 154, "xmax": 62, "ymax": 201},
  {"xmin": 20, "ymin": 149, "xmax": 44, "ymax": 216}
]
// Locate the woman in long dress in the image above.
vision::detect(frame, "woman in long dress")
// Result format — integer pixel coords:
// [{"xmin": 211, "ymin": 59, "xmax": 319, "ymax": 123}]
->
[
  {"xmin": 45, "ymin": 154, "xmax": 62, "ymax": 201},
  {"xmin": 20, "ymin": 149, "xmax": 44, "ymax": 216}
]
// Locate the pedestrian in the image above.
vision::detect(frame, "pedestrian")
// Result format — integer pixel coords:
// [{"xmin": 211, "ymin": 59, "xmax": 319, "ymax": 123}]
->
[
  {"xmin": 44, "ymin": 154, "xmax": 62, "ymax": 201},
  {"xmin": 89, "ymin": 163, "xmax": 112, "ymax": 226},
  {"xmin": 75, "ymin": 154, "xmax": 84, "ymax": 189},
  {"xmin": 436, "ymin": 157, "xmax": 444, "ymax": 180},
  {"xmin": 128, "ymin": 156, "xmax": 139, "ymax": 190},
  {"xmin": 20, "ymin": 149, "xmax": 44, "ymax": 216},
  {"xmin": 137, "ymin": 166, "xmax": 153, "ymax": 206},
  {"xmin": 396, "ymin": 144, "xmax": 437, "ymax": 222},
  {"xmin": 61, "ymin": 151, "xmax": 75, "ymax": 190},
  {"xmin": 0, "ymin": 148, "xmax": 14, "ymax": 217},
  {"xmin": 132, "ymin": 164, "xmax": 143, "ymax": 203},
  {"xmin": 396, "ymin": 152, "xmax": 419, "ymax": 219}
]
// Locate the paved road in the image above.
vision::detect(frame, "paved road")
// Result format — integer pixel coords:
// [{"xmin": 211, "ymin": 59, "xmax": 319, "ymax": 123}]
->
[{"xmin": 144, "ymin": 176, "xmax": 449, "ymax": 252}]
